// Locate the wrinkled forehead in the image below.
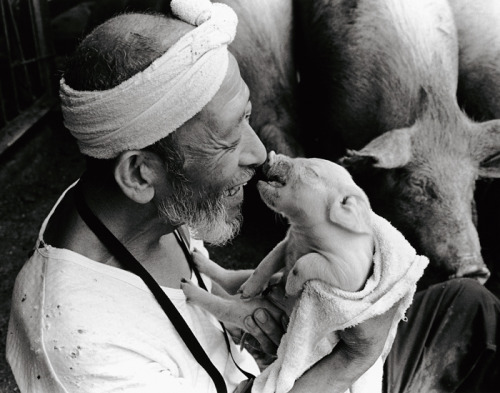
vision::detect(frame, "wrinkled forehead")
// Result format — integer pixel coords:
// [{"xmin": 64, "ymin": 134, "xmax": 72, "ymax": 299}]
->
[{"xmin": 206, "ymin": 53, "xmax": 249, "ymax": 112}]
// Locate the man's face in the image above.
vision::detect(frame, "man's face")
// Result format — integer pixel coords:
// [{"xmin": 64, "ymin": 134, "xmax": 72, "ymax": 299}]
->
[{"xmin": 157, "ymin": 54, "xmax": 267, "ymax": 244}]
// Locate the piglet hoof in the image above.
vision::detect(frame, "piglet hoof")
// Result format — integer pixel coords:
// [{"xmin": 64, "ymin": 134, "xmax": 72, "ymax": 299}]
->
[
  {"xmin": 238, "ymin": 273, "xmax": 270, "ymax": 299},
  {"xmin": 191, "ymin": 248, "xmax": 210, "ymax": 269},
  {"xmin": 180, "ymin": 277, "xmax": 203, "ymax": 302},
  {"xmin": 191, "ymin": 249, "xmax": 225, "ymax": 280},
  {"xmin": 237, "ymin": 286, "xmax": 250, "ymax": 299},
  {"xmin": 237, "ymin": 282, "xmax": 259, "ymax": 299}
]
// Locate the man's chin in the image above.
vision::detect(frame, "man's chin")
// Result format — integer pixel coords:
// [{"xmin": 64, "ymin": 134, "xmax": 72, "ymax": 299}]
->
[
  {"xmin": 192, "ymin": 215, "xmax": 242, "ymax": 246},
  {"xmin": 156, "ymin": 189, "xmax": 243, "ymax": 246}
]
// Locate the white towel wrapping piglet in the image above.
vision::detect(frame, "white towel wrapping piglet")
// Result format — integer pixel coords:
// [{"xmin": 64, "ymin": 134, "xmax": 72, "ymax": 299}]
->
[{"xmin": 181, "ymin": 153, "xmax": 428, "ymax": 393}]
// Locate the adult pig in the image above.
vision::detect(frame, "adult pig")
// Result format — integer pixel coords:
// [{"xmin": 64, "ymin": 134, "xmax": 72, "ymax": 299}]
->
[
  {"xmin": 448, "ymin": 0, "xmax": 500, "ymax": 296},
  {"xmin": 220, "ymin": 0, "xmax": 303, "ymax": 157},
  {"xmin": 294, "ymin": 0, "xmax": 500, "ymax": 284}
]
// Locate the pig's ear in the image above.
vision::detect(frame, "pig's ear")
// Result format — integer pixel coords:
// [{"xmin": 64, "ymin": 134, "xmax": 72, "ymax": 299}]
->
[
  {"xmin": 474, "ymin": 120, "xmax": 500, "ymax": 178},
  {"xmin": 339, "ymin": 128, "xmax": 415, "ymax": 169},
  {"xmin": 329, "ymin": 194, "xmax": 371, "ymax": 234}
]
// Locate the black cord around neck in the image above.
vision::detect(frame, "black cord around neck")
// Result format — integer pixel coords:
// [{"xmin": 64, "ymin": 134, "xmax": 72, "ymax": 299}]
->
[{"xmin": 73, "ymin": 181, "xmax": 230, "ymax": 393}]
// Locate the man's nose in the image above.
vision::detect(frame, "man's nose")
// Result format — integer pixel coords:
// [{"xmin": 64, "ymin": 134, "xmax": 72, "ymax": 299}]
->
[{"xmin": 240, "ymin": 127, "xmax": 267, "ymax": 167}]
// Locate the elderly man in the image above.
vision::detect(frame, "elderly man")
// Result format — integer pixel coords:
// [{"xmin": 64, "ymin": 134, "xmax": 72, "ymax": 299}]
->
[{"xmin": 6, "ymin": 0, "xmax": 500, "ymax": 392}]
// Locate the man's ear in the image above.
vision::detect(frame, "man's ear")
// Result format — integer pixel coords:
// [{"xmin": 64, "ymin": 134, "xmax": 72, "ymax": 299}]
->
[
  {"xmin": 329, "ymin": 194, "xmax": 372, "ymax": 234},
  {"xmin": 114, "ymin": 151, "xmax": 156, "ymax": 204}
]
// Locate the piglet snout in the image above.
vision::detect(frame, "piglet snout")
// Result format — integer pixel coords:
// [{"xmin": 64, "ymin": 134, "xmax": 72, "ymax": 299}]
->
[
  {"xmin": 268, "ymin": 150, "xmax": 276, "ymax": 165},
  {"xmin": 255, "ymin": 151, "xmax": 276, "ymax": 181}
]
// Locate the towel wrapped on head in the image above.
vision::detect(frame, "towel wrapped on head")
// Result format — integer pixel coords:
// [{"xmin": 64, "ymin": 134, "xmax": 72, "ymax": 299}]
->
[
  {"xmin": 253, "ymin": 212, "xmax": 429, "ymax": 393},
  {"xmin": 59, "ymin": 0, "xmax": 238, "ymax": 159}
]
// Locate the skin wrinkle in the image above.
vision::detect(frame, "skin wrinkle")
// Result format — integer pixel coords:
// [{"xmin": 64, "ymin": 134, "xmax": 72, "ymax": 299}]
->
[
  {"xmin": 187, "ymin": 87, "xmax": 251, "ymax": 167},
  {"xmin": 64, "ymin": 16, "xmax": 258, "ymax": 246},
  {"xmin": 154, "ymin": 54, "xmax": 264, "ymax": 245},
  {"xmin": 183, "ymin": 97, "xmax": 250, "ymax": 169}
]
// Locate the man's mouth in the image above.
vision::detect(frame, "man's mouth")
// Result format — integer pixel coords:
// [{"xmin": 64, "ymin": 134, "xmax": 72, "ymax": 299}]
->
[{"xmin": 223, "ymin": 182, "xmax": 247, "ymax": 197}]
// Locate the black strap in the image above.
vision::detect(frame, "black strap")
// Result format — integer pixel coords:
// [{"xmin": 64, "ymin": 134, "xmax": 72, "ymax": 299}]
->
[
  {"xmin": 73, "ymin": 181, "xmax": 229, "ymax": 393},
  {"xmin": 174, "ymin": 230, "xmax": 256, "ymax": 381}
]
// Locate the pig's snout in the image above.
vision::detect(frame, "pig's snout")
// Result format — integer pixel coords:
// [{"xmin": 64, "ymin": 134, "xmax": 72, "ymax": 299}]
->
[
  {"xmin": 262, "ymin": 151, "xmax": 276, "ymax": 172},
  {"xmin": 418, "ymin": 217, "xmax": 490, "ymax": 285},
  {"xmin": 450, "ymin": 262, "xmax": 491, "ymax": 285},
  {"xmin": 257, "ymin": 151, "xmax": 277, "ymax": 180},
  {"xmin": 260, "ymin": 152, "xmax": 293, "ymax": 184}
]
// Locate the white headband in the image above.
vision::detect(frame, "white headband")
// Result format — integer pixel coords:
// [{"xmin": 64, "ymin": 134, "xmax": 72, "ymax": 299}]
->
[{"xmin": 59, "ymin": 0, "xmax": 238, "ymax": 159}]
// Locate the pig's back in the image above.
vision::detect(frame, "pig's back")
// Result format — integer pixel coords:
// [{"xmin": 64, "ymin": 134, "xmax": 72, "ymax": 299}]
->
[
  {"xmin": 297, "ymin": 0, "xmax": 459, "ymax": 154},
  {"xmin": 449, "ymin": 0, "xmax": 500, "ymax": 120}
]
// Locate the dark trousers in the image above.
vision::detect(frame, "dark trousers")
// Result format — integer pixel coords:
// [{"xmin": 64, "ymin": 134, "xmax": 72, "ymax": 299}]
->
[{"xmin": 384, "ymin": 279, "xmax": 500, "ymax": 393}]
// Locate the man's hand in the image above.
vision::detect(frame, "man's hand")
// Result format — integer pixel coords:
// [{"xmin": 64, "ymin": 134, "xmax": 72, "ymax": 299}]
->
[
  {"xmin": 338, "ymin": 304, "xmax": 396, "ymax": 363},
  {"xmin": 241, "ymin": 282, "xmax": 292, "ymax": 355},
  {"xmin": 243, "ymin": 306, "xmax": 287, "ymax": 355},
  {"xmin": 289, "ymin": 301, "xmax": 400, "ymax": 393}
]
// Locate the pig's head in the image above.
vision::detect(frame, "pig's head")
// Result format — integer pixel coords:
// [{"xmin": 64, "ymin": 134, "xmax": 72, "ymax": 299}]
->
[
  {"xmin": 340, "ymin": 113, "xmax": 500, "ymax": 285},
  {"xmin": 257, "ymin": 152, "xmax": 372, "ymax": 235}
]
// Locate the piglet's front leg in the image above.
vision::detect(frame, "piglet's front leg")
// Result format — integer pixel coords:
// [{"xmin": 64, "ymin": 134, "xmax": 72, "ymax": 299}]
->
[
  {"xmin": 181, "ymin": 278, "xmax": 284, "ymax": 332},
  {"xmin": 191, "ymin": 249, "xmax": 252, "ymax": 295},
  {"xmin": 239, "ymin": 240, "xmax": 288, "ymax": 298},
  {"xmin": 181, "ymin": 278, "xmax": 247, "ymax": 330}
]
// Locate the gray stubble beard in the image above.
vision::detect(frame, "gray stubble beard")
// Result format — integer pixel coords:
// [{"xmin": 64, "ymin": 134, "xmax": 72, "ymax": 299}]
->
[{"xmin": 156, "ymin": 180, "xmax": 243, "ymax": 246}]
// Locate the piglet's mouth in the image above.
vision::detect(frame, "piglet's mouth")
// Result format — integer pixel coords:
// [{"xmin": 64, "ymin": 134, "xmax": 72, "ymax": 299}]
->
[
  {"xmin": 263, "ymin": 174, "xmax": 286, "ymax": 188},
  {"xmin": 259, "ymin": 151, "xmax": 289, "ymax": 188}
]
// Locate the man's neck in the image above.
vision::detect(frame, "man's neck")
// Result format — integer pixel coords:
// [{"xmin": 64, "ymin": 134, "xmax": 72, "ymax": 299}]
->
[
  {"xmin": 44, "ymin": 177, "xmax": 191, "ymax": 288},
  {"xmin": 81, "ymin": 178, "xmax": 172, "ymax": 251}
]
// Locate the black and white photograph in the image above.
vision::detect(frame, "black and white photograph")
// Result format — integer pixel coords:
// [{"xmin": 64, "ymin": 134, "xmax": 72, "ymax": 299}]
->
[{"xmin": 0, "ymin": 0, "xmax": 499, "ymax": 392}]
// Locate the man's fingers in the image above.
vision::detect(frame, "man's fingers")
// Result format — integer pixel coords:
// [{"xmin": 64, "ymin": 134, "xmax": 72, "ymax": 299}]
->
[
  {"xmin": 244, "ymin": 308, "xmax": 283, "ymax": 355},
  {"xmin": 244, "ymin": 314, "xmax": 277, "ymax": 354},
  {"xmin": 263, "ymin": 283, "xmax": 297, "ymax": 316}
]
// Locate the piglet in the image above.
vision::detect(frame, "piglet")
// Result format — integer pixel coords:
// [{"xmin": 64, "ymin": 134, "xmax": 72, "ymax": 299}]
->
[{"xmin": 181, "ymin": 152, "xmax": 374, "ymax": 330}]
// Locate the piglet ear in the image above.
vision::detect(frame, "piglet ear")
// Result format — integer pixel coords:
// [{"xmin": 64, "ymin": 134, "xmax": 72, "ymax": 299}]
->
[
  {"xmin": 339, "ymin": 127, "xmax": 415, "ymax": 169},
  {"xmin": 473, "ymin": 120, "xmax": 500, "ymax": 178},
  {"xmin": 329, "ymin": 194, "xmax": 372, "ymax": 234}
]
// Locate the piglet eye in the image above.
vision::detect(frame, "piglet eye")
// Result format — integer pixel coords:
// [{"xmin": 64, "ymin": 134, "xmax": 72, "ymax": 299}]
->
[{"xmin": 341, "ymin": 196, "xmax": 350, "ymax": 205}]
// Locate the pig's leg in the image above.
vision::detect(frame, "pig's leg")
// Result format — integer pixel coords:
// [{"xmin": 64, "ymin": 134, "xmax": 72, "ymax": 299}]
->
[
  {"xmin": 285, "ymin": 253, "xmax": 357, "ymax": 295},
  {"xmin": 181, "ymin": 278, "xmax": 247, "ymax": 329},
  {"xmin": 192, "ymin": 248, "xmax": 253, "ymax": 295},
  {"xmin": 181, "ymin": 278, "xmax": 284, "ymax": 331},
  {"xmin": 239, "ymin": 240, "xmax": 287, "ymax": 298}
]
